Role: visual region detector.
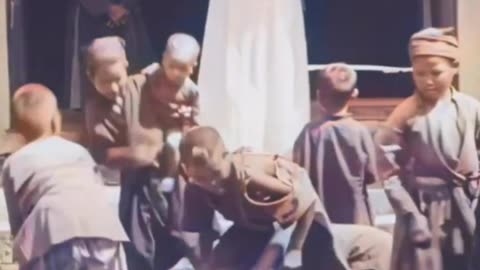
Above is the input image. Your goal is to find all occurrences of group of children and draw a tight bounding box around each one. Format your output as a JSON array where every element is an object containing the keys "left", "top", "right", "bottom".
[{"left": 2, "top": 26, "right": 480, "bottom": 270}]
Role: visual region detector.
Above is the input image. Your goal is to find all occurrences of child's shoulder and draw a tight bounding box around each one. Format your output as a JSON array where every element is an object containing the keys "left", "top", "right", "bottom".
[
  {"left": 454, "top": 91, "right": 480, "bottom": 106},
  {"left": 305, "top": 116, "right": 367, "bottom": 133}
]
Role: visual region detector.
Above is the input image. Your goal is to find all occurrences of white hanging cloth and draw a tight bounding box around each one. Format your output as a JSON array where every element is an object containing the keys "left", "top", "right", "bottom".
[{"left": 198, "top": 0, "right": 310, "bottom": 155}]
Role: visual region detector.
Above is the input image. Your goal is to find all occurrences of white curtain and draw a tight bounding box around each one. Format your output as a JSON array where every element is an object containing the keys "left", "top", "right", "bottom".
[{"left": 198, "top": 0, "right": 310, "bottom": 155}]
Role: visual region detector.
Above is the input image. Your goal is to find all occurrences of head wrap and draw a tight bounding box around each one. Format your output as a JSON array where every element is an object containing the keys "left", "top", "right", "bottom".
[{"left": 409, "top": 27, "right": 458, "bottom": 63}]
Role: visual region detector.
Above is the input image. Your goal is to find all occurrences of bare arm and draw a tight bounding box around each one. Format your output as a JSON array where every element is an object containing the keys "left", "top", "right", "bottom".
[
  {"left": 375, "top": 122, "right": 431, "bottom": 246},
  {"left": 181, "top": 184, "right": 217, "bottom": 267},
  {"left": 246, "top": 170, "right": 291, "bottom": 196},
  {"left": 105, "top": 144, "right": 161, "bottom": 169},
  {"left": 254, "top": 203, "right": 315, "bottom": 270}
]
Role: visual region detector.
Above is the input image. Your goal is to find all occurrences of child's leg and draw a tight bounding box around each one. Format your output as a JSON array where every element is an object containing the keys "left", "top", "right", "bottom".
[
  {"left": 330, "top": 224, "right": 393, "bottom": 270},
  {"left": 302, "top": 221, "right": 347, "bottom": 270},
  {"left": 80, "top": 239, "right": 128, "bottom": 270},
  {"left": 208, "top": 225, "right": 275, "bottom": 270},
  {"left": 27, "top": 239, "right": 128, "bottom": 270},
  {"left": 26, "top": 240, "right": 81, "bottom": 270},
  {"left": 254, "top": 224, "right": 295, "bottom": 269}
]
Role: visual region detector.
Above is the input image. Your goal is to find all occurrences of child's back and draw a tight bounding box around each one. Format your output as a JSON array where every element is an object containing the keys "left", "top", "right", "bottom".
[
  {"left": 294, "top": 63, "right": 377, "bottom": 225},
  {"left": 295, "top": 115, "right": 377, "bottom": 225},
  {"left": 2, "top": 84, "right": 128, "bottom": 268}
]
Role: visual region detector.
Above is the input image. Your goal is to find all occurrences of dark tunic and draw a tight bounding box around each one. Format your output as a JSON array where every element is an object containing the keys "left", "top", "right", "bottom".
[
  {"left": 293, "top": 114, "right": 377, "bottom": 225},
  {"left": 376, "top": 91, "right": 480, "bottom": 270},
  {"left": 116, "top": 73, "right": 199, "bottom": 270}
]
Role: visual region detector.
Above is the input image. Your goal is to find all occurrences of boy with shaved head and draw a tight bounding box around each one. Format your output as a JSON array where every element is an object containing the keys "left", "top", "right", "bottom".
[
  {"left": 102, "top": 33, "right": 201, "bottom": 269},
  {"left": 293, "top": 63, "right": 377, "bottom": 226},
  {"left": 84, "top": 36, "right": 130, "bottom": 165},
  {"left": 2, "top": 84, "right": 129, "bottom": 270}
]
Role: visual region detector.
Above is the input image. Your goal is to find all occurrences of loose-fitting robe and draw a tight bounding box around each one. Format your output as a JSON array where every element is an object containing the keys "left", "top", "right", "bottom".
[
  {"left": 116, "top": 72, "right": 199, "bottom": 270},
  {"left": 84, "top": 87, "right": 126, "bottom": 163},
  {"left": 293, "top": 114, "right": 377, "bottom": 225},
  {"left": 376, "top": 91, "right": 480, "bottom": 270},
  {"left": 65, "top": 0, "right": 153, "bottom": 109},
  {"left": 304, "top": 223, "right": 392, "bottom": 270},
  {"left": 1, "top": 136, "right": 129, "bottom": 267}
]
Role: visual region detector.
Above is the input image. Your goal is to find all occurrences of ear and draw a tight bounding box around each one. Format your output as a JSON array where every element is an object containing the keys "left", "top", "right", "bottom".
[{"left": 351, "top": 88, "right": 359, "bottom": 99}]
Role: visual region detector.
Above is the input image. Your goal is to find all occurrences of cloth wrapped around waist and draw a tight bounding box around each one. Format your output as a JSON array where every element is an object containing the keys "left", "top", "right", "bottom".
[{"left": 411, "top": 175, "right": 476, "bottom": 243}]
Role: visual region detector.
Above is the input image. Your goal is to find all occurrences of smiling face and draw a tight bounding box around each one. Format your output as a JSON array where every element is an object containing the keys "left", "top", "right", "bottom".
[{"left": 412, "top": 56, "right": 457, "bottom": 102}]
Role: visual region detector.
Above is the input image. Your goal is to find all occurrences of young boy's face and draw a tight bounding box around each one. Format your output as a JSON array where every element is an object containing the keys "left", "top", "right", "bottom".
[
  {"left": 412, "top": 56, "right": 457, "bottom": 102},
  {"left": 183, "top": 162, "right": 226, "bottom": 195},
  {"left": 161, "top": 54, "right": 196, "bottom": 86},
  {"left": 91, "top": 61, "right": 128, "bottom": 100}
]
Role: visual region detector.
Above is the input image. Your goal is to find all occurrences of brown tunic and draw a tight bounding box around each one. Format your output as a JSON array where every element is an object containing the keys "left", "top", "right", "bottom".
[
  {"left": 84, "top": 90, "right": 126, "bottom": 163},
  {"left": 293, "top": 114, "right": 377, "bottom": 225},
  {"left": 183, "top": 152, "right": 350, "bottom": 269},
  {"left": 183, "top": 153, "right": 317, "bottom": 230},
  {"left": 376, "top": 90, "right": 480, "bottom": 270},
  {"left": 1, "top": 136, "right": 128, "bottom": 266},
  {"left": 114, "top": 72, "right": 199, "bottom": 270}
]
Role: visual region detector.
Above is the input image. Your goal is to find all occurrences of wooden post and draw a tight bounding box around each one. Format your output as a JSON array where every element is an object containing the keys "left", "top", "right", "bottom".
[
  {"left": 0, "top": 0, "right": 10, "bottom": 131},
  {"left": 457, "top": 1, "right": 480, "bottom": 100}
]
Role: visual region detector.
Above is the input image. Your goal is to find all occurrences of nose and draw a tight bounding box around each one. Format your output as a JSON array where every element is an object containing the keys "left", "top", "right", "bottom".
[{"left": 424, "top": 77, "right": 434, "bottom": 87}]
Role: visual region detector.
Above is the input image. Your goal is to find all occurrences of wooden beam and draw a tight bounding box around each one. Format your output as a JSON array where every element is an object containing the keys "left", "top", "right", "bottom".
[
  {"left": 457, "top": 1, "right": 480, "bottom": 100},
  {"left": 0, "top": 0, "right": 10, "bottom": 131}
]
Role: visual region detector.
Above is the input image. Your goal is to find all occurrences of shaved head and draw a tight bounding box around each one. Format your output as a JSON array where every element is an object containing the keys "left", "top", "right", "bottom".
[
  {"left": 179, "top": 126, "right": 226, "bottom": 168},
  {"left": 164, "top": 33, "right": 200, "bottom": 63},
  {"left": 316, "top": 63, "right": 358, "bottom": 113},
  {"left": 13, "top": 84, "right": 61, "bottom": 140},
  {"left": 317, "top": 63, "right": 357, "bottom": 95}
]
